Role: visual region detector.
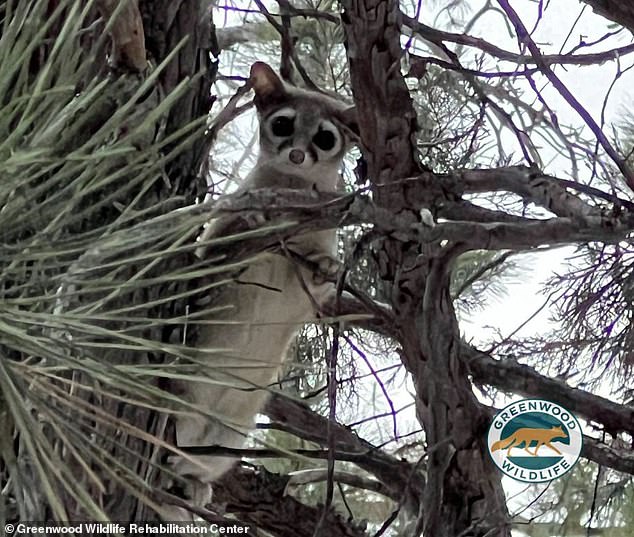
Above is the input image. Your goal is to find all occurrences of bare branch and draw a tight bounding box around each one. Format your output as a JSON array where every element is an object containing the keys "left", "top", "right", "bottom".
[
  {"left": 263, "top": 392, "right": 423, "bottom": 505},
  {"left": 401, "top": 12, "right": 634, "bottom": 66},
  {"left": 463, "top": 344, "right": 634, "bottom": 436},
  {"left": 578, "top": 0, "right": 634, "bottom": 34},
  {"left": 211, "top": 465, "right": 368, "bottom": 537},
  {"left": 497, "top": 0, "right": 634, "bottom": 190},
  {"left": 582, "top": 436, "right": 634, "bottom": 475},
  {"left": 286, "top": 469, "right": 391, "bottom": 498},
  {"left": 192, "top": 182, "right": 634, "bottom": 254}
]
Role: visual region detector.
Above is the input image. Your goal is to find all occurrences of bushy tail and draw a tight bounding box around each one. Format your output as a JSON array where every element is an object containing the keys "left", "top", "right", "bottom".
[{"left": 491, "top": 434, "right": 516, "bottom": 452}]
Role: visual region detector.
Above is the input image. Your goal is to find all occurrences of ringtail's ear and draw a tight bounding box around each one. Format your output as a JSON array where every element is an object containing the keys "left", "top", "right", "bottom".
[
  {"left": 249, "top": 62, "right": 287, "bottom": 109},
  {"left": 336, "top": 106, "right": 360, "bottom": 144}
]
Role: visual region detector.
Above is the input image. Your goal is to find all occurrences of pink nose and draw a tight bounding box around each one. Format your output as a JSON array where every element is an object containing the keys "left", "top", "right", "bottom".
[{"left": 289, "top": 149, "right": 305, "bottom": 164}]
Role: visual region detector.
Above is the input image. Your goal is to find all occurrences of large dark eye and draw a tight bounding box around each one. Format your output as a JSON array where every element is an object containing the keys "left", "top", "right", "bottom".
[
  {"left": 313, "top": 128, "right": 336, "bottom": 151},
  {"left": 271, "top": 116, "right": 294, "bottom": 137}
]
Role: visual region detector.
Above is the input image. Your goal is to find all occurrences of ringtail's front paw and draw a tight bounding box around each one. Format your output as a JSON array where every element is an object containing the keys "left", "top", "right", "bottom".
[
  {"left": 160, "top": 477, "right": 213, "bottom": 523},
  {"left": 311, "top": 255, "right": 340, "bottom": 284},
  {"left": 243, "top": 211, "right": 267, "bottom": 229}
]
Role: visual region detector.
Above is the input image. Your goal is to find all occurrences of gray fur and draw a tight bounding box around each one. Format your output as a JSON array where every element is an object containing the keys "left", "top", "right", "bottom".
[{"left": 166, "top": 63, "right": 356, "bottom": 514}]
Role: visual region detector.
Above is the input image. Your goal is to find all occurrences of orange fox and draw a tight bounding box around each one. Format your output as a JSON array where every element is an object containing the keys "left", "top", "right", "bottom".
[{"left": 491, "top": 425, "right": 567, "bottom": 456}]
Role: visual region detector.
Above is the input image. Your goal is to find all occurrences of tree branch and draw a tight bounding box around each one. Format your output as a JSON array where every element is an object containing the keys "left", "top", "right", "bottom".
[
  {"left": 190, "top": 182, "right": 634, "bottom": 256},
  {"left": 463, "top": 344, "right": 634, "bottom": 436},
  {"left": 401, "top": 12, "right": 634, "bottom": 66},
  {"left": 582, "top": 435, "right": 634, "bottom": 475},
  {"left": 286, "top": 468, "right": 391, "bottom": 499},
  {"left": 263, "top": 392, "right": 423, "bottom": 506},
  {"left": 211, "top": 465, "right": 368, "bottom": 537},
  {"left": 578, "top": 0, "right": 634, "bottom": 34},
  {"left": 497, "top": 0, "right": 634, "bottom": 191}
]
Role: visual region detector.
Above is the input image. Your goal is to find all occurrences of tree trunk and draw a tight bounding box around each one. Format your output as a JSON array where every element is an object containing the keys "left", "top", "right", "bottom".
[
  {"left": 342, "top": 1, "right": 510, "bottom": 534},
  {"left": 20, "top": 0, "right": 216, "bottom": 522}
]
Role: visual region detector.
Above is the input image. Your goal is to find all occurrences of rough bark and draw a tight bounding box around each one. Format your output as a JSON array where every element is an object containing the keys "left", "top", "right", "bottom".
[
  {"left": 40, "top": 0, "right": 215, "bottom": 523},
  {"left": 264, "top": 392, "right": 424, "bottom": 511},
  {"left": 97, "top": 0, "right": 146, "bottom": 71},
  {"left": 211, "top": 466, "right": 367, "bottom": 537},
  {"left": 579, "top": 0, "right": 634, "bottom": 34},
  {"left": 341, "top": 1, "right": 510, "bottom": 535},
  {"left": 142, "top": 0, "right": 217, "bottom": 191}
]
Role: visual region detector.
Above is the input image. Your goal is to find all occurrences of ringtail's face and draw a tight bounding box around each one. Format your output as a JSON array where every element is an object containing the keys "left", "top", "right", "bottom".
[{"left": 249, "top": 62, "right": 358, "bottom": 185}]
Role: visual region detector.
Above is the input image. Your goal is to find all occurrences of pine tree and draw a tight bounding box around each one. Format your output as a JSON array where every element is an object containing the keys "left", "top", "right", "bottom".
[{"left": 2, "top": 1, "right": 634, "bottom": 536}]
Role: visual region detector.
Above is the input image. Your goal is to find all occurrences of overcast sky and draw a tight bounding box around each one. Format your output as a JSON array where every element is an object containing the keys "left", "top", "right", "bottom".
[{"left": 445, "top": 0, "right": 634, "bottom": 344}]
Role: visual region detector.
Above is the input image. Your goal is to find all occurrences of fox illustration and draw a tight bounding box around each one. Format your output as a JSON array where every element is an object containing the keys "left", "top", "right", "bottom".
[{"left": 491, "top": 425, "right": 568, "bottom": 456}]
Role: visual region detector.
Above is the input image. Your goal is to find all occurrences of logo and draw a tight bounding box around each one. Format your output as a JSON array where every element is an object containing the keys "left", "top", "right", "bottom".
[{"left": 487, "top": 399, "right": 582, "bottom": 483}]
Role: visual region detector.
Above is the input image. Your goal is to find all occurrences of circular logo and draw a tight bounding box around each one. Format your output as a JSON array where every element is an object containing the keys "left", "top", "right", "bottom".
[{"left": 487, "top": 399, "right": 582, "bottom": 483}]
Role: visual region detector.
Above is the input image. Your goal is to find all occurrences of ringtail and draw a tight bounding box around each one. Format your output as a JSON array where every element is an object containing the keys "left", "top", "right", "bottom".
[{"left": 169, "top": 62, "right": 357, "bottom": 504}]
